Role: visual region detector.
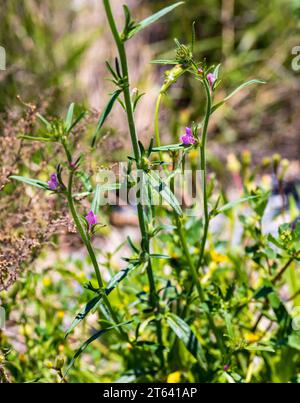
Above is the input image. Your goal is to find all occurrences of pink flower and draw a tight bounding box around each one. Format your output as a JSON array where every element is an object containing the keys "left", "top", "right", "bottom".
[
  {"left": 47, "top": 173, "right": 59, "bottom": 190},
  {"left": 85, "top": 210, "right": 97, "bottom": 230},
  {"left": 180, "top": 127, "right": 196, "bottom": 145},
  {"left": 207, "top": 73, "right": 216, "bottom": 88}
]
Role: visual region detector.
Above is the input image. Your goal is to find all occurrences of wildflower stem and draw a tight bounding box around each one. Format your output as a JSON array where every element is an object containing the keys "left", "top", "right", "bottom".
[
  {"left": 103, "top": 0, "right": 164, "bottom": 366},
  {"left": 65, "top": 160, "right": 126, "bottom": 338},
  {"left": 197, "top": 79, "right": 211, "bottom": 271},
  {"left": 154, "top": 92, "right": 163, "bottom": 161},
  {"left": 67, "top": 170, "right": 118, "bottom": 323}
]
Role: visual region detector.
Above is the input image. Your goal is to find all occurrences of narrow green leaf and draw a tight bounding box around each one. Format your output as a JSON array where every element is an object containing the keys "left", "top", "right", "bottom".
[
  {"left": 217, "top": 195, "right": 259, "bottom": 214},
  {"left": 65, "top": 321, "right": 131, "bottom": 375},
  {"left": 67, "top": 111, "right": 86, "bottom": 133},
  {"left": 152, "top": 143, "right": 184, "bottom": 152},
  {"left": 147, "top": 171, "right": 183, "bottom": 216},
  {"left": 211, "top": 79, "right": 266, "bottom": 114},
  {"left": 36, "top": 113, "right": 51, "bottom": 130},
  {"left": 128, "top": 2, "right": 185, "bottom": 39},
  {"left": 66, "top": 263, "right": 138, "bottom": 338},
  {"left": 150, "top": 59, "right": 178, "bottom": 65},
  {"left": 166, "top": 313, "right": 207, "bottom": 370},
  {"left": 245, "top": 344, "right": 275, "bottom": 353},
  {"left": 150, "top": 254, "right": 171, "bottom": 259},
  {"left": 91, "top": 90, "right": 122, "bottom": 147},
  {"left": 10, "top": 175, "right": 49, "bottom": 190},
  {"left": 105, "top": 263, "right": 139, "bottom": 294},
  {"left": 76, "top": 171, "right": 93, "bottom": 192},
  {"left": 65, "top": 295, "right": 102, "bottom": 338},
  {"left": 65, "top": 103, "right": 75, "bottom": 132},
  {"left": 127, "top": 237, "right": 140, "bottom": 254},
  {"left": 224, "top": 311, "right": 234, "bottom": 340},
  {"left": 91, "top": 184, "right": 101, "bottom": 215},
  {"left": 213, "top": 63, "right": 221, "bottom": 80},
  {"left": 254, "top": 285, "right": 273, "bottom": 300},
  {"left": 19, "top": 135, "right": 55, "bottom": 143}
]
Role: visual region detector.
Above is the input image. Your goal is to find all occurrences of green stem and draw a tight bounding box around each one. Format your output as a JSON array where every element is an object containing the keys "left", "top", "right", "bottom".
[
  {"left": 154, "top": 92, "right": 163, "bottom": 161},
  {"left": 103, "top": 0, "right": 163, "bottom": 366},
  {"left": 176, "top": 217, "right": 205, "bottom": 301},
  {"left": 66, "top": 170, "right": 118, "bottom": 321},
  {"left": 63, "top": 141, "right": 128, "bottom": 340},
  {"left": 197, "top": 79, "right": 211, "bottom": 271}
]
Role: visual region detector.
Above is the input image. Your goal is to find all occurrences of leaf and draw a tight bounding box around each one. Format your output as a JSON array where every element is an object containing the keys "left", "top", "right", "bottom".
[
  {"left": 268, "top": 233, "right": 285, "bottom": 250},
  {"left": 147, "top": 171, "right": 182, "bottom": 216},
  {"left": 152, "top": 143, "right": 184, "bottom": 152},
  {"left": 105, "top": 263, "right": 139, "bottom": 294},
  {"left": 91, "top": 90, "right": 122, "bottom": 147},
  {"left": 288, "top": 332, "right": 300, "bottom": 351},
  {"left": 66, "top": 263, "right": 139, "bottom": 338},
  {"left": 65, "top": 103, "right": 75, "bottom": 132},
  {"left": 65, "top": 321, "right": 131, "bottom": 375},
  {"left": 36, "top": 113, "right": 51, "bottom": 130},
  {"left": 67, "top": 111, "right": 86, "bottom": 133},
  {"left": 217, "top": 195, "right": 259, "bottom": 214},
  {"left": 127, "top": 236, "right": 140, "bottom": 254},
  {"left": 150, "top": 254, "right": 171, "bottom": 259},
  {"left": 65, "top": 295, "right": 102, "bottom": 338},
  {"left": 91, "top": 184, "right": 101, "bottom": 215},
  {"left": 19, "top": 135, "right": 55, "bottom": 143},
  {"left": 254, "top": 285, "right": 273, "bottom": 300},
  {"left": 150, "top": 59, "right": 178, "bottom": 65},
  {"left": 76, "top": 171, "right": 93, "bottom": 192},
  {"left": 211, "top": 79, "right": 266, "bottom": 114},
  {"left": 224, "top": 311, "right": 234, "bottom": 340},
  {"left": 10, "top": 175, "right": 49, "bottom": 190},
  {"left": 166, "top": 313, "right": 207, "bottom": 370},
  {"left": 213, "top": 63, "right": 221, "bottom": 80},
  {"left": 128, "top": 2, "right": 185, "bottom": 39},
  {"left": 245, "top": 344, "right": 275, "bottom": 353}
]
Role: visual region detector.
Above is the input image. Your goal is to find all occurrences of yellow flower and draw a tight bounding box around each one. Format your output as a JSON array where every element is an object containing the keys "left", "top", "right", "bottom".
[
  {"left": 245, "top": 332, "right": 261, "bottom": 343},
  {"left": 210, "top": 250, "right": 229, "bottom": 264},
  {"left": 143, "top": 285, "right": 149, "bottom": 293},
  {"left": 57, "top": 310, "right": 65, "bottom": 319},
  {"left": 42, "top": 277, "right": 51, "bottom": 287},
  {"left": 58, "top": 344, "right": 65, "bottom": 353},
  {"left": 167, "top": 371, "right": 181, "bottom": 383}
]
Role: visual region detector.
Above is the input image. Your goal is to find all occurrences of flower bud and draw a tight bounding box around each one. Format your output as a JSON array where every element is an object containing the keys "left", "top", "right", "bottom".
[{"left": 55, "top": 357, "right": 64, "bottom": 370}]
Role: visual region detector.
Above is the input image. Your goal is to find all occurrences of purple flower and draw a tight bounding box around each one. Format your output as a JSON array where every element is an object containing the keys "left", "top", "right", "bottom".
[
  {"left": 223, "top": 364, "right": 230, "bottom": 371},
  {"left": 48, "top": 173, "right": 59, "bottom": 190},
  {"left": 180, "top": 127, "right": 196, "bottom": 145},
  {"left": 85, "top": 210, "right": 97, "bottom": 230},
  {"left": 207, "top": 73, "right": 216, "bottom": 88}
]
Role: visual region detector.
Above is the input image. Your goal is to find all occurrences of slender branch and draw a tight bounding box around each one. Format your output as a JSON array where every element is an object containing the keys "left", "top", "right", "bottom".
[
  {"left": 62, "top": 142, "right": 128, "bottom": 340},
  {"left": 272, "top": 249, "right": 300, "bottom": 284}
]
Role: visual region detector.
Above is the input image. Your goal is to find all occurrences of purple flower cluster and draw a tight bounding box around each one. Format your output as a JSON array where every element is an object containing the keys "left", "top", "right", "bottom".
[
  {"left": 85, "top": 210, "right": 97, "bottom": 230},
  {"left": 180, "top": 127, "right": 196, "bottom": 145},
  {"left": 207, "top": 73, "right": 216, "bottom": 88},
  {"left": 48, "top": 173, "right": 59, "bottom": 190}
]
